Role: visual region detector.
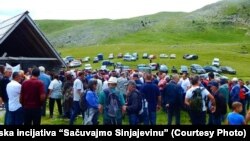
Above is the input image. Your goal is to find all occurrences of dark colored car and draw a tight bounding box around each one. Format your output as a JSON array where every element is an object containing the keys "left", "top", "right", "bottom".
[
  {"left": 190, "top": 64, "right": 206, "bottom": 74},
  {"left": 102, "top": 60, "right": 114, "bottom": 66},
  {"left": 203, "top": 65, "right": 222, "bottom": 73},
  {"left": 220, "top": 66, "right": 236, "bottom": 74},
  {"left": 97, "top": 53, "right": 103, "bottom": 61},
  {"left": 171, "top": 66, "right": 178, "bottom": 73},
  {"left": 183, "top": 54, "right": 198, "bottom": 60}
]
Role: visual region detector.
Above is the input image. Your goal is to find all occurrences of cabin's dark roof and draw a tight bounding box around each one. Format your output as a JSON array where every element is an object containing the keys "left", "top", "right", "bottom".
[{"left": 0, "top": 11, "right": 66, "bottom": 68}]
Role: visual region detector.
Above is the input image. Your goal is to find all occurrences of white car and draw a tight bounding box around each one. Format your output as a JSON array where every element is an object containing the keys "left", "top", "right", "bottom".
[
  {"left": 212, "top": 58, "right": 220, "bottom": 67},
  {"left": 68, "top": 60, "right": 82, "bottom": 68},
  {"left": 159, "top": 54, "right": 168, "bottom": 58},
  {"left": 108, "top": 53, "right": 114, "bottom": 59},
  {"left": 123, "top": 55, "right": 136, "bottom": 61},
  {"left": 170, "top": 54, "right": 176, "bottom": 59},
  {"left": 84, "top": 64, "right": 92, "bottom": 70}
]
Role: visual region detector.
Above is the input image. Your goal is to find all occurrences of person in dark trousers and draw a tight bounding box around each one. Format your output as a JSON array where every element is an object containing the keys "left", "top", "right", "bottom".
[
  {"left": 185, "top": 75, "right": 216, "bottom": 125},
  {"left": 7, "top": 72, "right": 23, "bottom": 125},
  {"left": 0, "top": 67, "right": 12, "bottom": 125},
  {"left": 140, "top": 73, "right": 161, "bottom": 125},
  {"left": 48, "top": 74, "right": 63, "bottom": 118},
  {"left": 162, "top": 74, "right": 182, "bottom": 125},
  {"left": 124, "top": 80, "right": 141, "bottom": 125},
  {"left": 20, "top": 68, "right": 46, "bottom": 125},
  {"left": 38, "top": 66, "right": 51, "bottom": 116},
  {"left": 208, "top": 81, "right": 227, "bottom": 125}
]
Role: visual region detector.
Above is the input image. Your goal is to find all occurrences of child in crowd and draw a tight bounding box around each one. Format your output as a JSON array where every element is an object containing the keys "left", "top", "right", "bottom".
[{"left": 227, "top": 102, "right": 246, "bottom": 125}]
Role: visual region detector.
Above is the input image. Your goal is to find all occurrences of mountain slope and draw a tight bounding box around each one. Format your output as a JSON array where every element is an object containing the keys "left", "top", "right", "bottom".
[{"left": 35, "top": 0, "right": 250, "bottom": 47}]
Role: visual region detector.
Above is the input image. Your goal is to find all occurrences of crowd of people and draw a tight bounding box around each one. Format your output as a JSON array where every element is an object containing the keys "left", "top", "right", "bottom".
[{"left": 0, "top": 65, "right": 250, "bottom": 125}]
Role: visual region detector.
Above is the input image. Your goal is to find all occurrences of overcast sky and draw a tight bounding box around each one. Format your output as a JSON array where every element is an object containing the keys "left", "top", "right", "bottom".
[{"left": 0, "top": 0, "right": 221, "bottom": 20}]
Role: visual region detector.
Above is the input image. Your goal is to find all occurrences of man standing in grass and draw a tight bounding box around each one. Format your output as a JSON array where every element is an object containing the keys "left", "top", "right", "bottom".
[
  {"left": 140, "top": 73, "right": 161, "bottom": 125},
  {"left": 20, "top": 68, "right": 46, "bottom": 125},
  {"left": 162, "top": 74, "right": 182, "bottom": 125},
  {"left": 98, "top": 77, "right": 126, "bottom": 125},
  {"left": 70, "top": 71, "right": 85, "bottom": 125},
  {"left": 185, "top": 75, "right": 215, "bottom": 125}
]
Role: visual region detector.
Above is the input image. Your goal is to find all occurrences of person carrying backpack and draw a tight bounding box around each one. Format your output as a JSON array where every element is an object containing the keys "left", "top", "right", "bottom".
[
  {"left": 124, "top": 80, "right": 141, "bottom": 125},
  {"left": 98, "top": 77, "right": 125, "bottom": 125},
  {"left": 84, "top": 79, "right": 99, "bottom": 125},
  {"left": 185, "top": 75, "right": 215, "bottom": 125}
]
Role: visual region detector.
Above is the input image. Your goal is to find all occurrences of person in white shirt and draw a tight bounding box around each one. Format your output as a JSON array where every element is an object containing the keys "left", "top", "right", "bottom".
[
  {"left": 178, "top": 73, "right": 191, "bottom": 94},
  {"left": 70, "top": 71, "right": 85, "bottom": 125},
  {"left": 185, "top": 75, "right": 215, "bottom": 125},
  {"left": 48, "top": 74, "right": 63, "bottom": 118},
  {"left": 6, "top": 72, "right": 23, "bottom": 125}
]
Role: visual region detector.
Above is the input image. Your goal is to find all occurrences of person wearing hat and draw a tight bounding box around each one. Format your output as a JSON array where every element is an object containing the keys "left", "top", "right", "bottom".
[
  {"left": 98, "top": 77, "right": 125, "bottom": 125},
  {"left": 132, "top": 73, "right": 143, "bottom": 90},
  {"left": 124, "top": 80, "right": 141, "bottom": 125},
  {"left": 229, "top": 77, "right": 240, "bottom": 109},
  {"left": 208, "top": 81, "right": 226, "bottom": 125}
]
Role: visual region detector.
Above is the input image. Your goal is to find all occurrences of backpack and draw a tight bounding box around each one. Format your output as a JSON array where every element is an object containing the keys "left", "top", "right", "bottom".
[
  {"left": 79, "top": 90, "right": 88, "bottom": 112},
  {"left": 189, "top": 87, "right": 204, "bottom": 113},
  {"left": 104, "top": 89, "right": 121, "bottom": 118}
]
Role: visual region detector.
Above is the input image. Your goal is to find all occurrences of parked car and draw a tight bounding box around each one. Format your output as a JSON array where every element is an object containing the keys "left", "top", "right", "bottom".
[
  {"left": 159, "top": 65, "right": 168, "bottom": 73},
  {"left": 148, "top": 55, "right": 156, "bottom": 59},
  {"left": 203, "top": 65, "right": 222, "bottom": 73},
  {"left": 84, "top": 64, "right": 92, "bottom": 70},
  {"left": 171, "top": 66, "right": 178, "bottom": 73},
  {"left": 137, "top": 64, "right": 151, "bottom": 73},
  {"left": 121, "top": 66, "right": 131, "bottom": 72},
  {"left": 108, "top": 53, "right": 114, "bottom": 59},
  {"left": 170, "top": 54, "right": 176, "bottom": 59},
  {"left": 183, "top": 54, "right": 198, "bottom": 60},
  {"left": 142, "top": 53, "right": 148, "bottom": 59},
  {"left": 123, "top": 55, "right": 136, "bottom": 61},
  {"left": 93, "top": 57, "right": 99, "bottom": 63},
  {"left": 220, "top": 66, "right": 236, "bottom": 74},
  {"left": 68, "top": 60, "right": 82, "bottom": 68},
  {"left": 132, "top": 52, "right": 139, "bottom": 60},
  {"left": 64, "top": 56, "right": 74, "bottom": 64},
  {"left": 149, "top": 63, "right": 158, "bottom": 71},
  {"left": 180, "top": 65, "right": 188, "bottom": 74},
  {"left": 159, "top": 54, "right": 168, "bottom": 58},
  {"left": 82, "top": 57, "right": 90, "bottom": 62},
  {"left": 190, "top": 64, "right": 206, "bottom": 74},
  {"left": 100, "top": 65, "right": 108, "bottom": 71},
  {"left": 115, "top": 62, "right": 123, "bottom": 68},
  {"left": 97, "top": 53, "right": 103, "bottom": 61},
  {"left": 102, "top": 60, "right": 114, "bottom": 66},
  {"left": 212, "top": 58, "right": 220, "bottom": 67},
  {"left": 117, "top": 53, "right": 123, "bottom": 58},
  {"left": 200, "top": 72, "right": 228, "bottom": 80}
]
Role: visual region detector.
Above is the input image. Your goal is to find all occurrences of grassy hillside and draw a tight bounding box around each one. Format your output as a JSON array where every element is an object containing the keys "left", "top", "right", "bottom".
[{"left": 35, "top": 0, "right": 250, "bottom": 47}]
